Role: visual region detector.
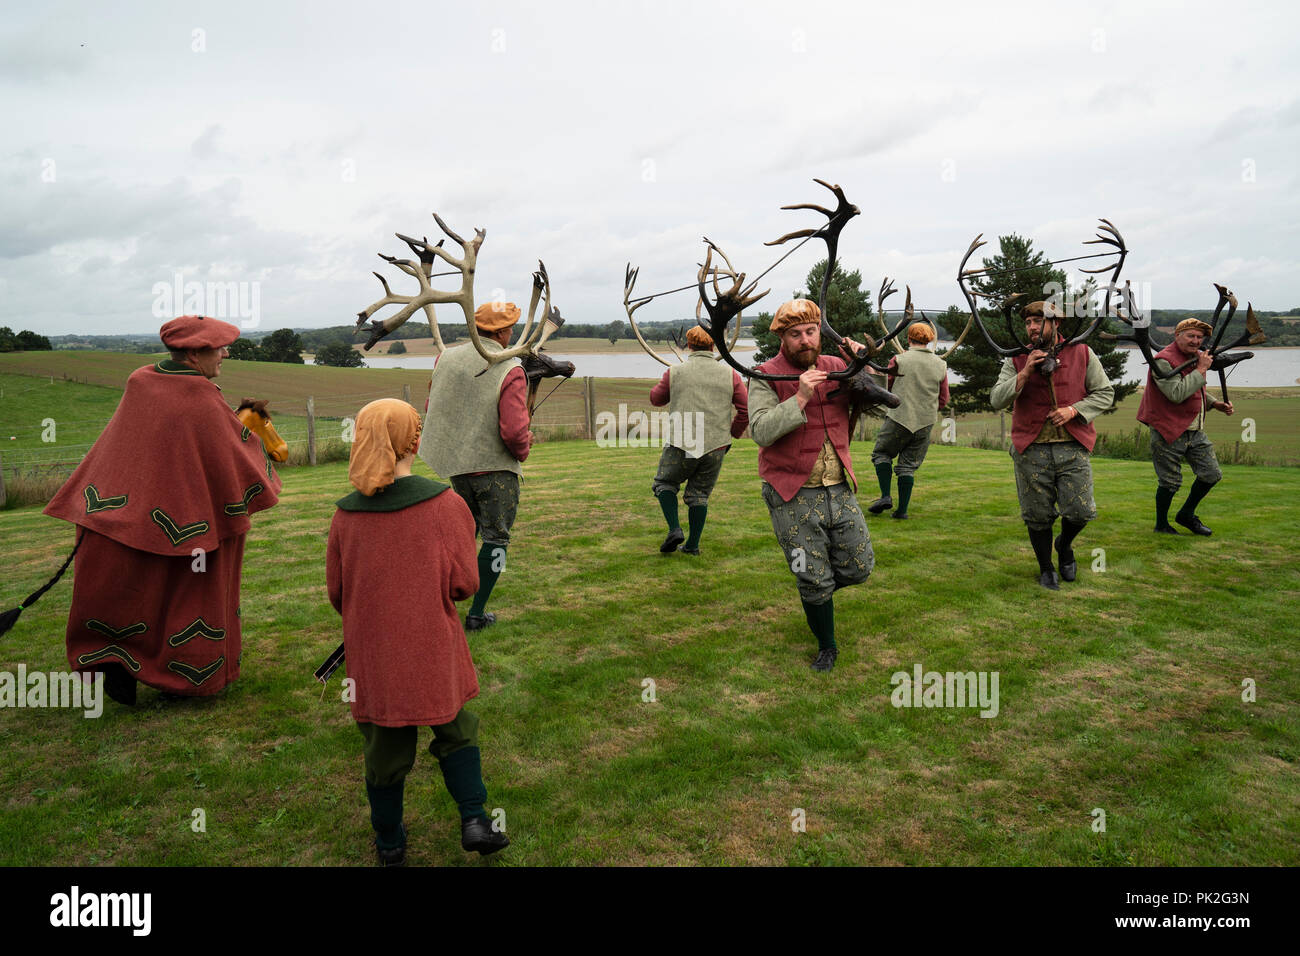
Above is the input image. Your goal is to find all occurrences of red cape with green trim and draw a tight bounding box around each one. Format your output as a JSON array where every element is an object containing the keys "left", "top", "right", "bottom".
[{"left": 44, "top": 362, "right": 281, "bottom": 552}]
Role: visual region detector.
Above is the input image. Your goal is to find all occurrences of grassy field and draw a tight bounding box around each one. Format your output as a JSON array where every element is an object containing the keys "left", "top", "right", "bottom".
[
  {"left": 1, "top": 440, "right": 1297, "bottom": 866},
  {"left": 5, "top": 353, "right": 1300, "bottom": 469}
]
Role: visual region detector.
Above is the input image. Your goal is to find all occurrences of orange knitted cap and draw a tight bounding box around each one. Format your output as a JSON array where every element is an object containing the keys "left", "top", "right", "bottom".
[
  {"left": 474, "top": 301, "right": 521, "bottom": 333},
  {"left": 771, "top": 299, "right": 822, "bottom": 335}
]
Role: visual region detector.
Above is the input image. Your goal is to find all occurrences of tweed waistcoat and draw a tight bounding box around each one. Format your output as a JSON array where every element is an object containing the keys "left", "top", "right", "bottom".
[
  {"left": 419, "top": 340, "right": 523, "bottom": 479},
  {"left": 887, "top": 347, "right": 948, "bottom": 433},
  {"left": 667, "top": 351, "right": 737, "bottom": 457}
]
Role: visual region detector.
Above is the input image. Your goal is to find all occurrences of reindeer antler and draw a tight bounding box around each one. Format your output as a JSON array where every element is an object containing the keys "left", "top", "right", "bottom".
[
  {"left": 958, "top": 220, "right": 1128, "bottom": 376},
  {"left": 356, "top": 215, "right": 484, "bottom": 353},
  {"left": 357, "top": 214, "right": 562, "bottom": 368}
]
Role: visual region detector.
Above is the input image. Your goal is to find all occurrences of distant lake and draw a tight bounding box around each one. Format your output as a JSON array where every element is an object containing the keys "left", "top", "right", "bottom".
[{"left": 354, "top": 342, "right": 1300, "bottom": 387}]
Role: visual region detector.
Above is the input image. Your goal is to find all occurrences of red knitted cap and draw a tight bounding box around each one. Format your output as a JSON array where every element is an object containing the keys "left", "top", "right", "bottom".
[{"left": 160, "top": 315, "right": 241, "bottom": 350}]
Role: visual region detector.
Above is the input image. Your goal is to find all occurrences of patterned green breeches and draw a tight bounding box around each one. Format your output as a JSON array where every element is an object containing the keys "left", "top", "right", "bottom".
[
  {"left": 761, "top": 481, "right": 874, "bottom": 604},
  {"left": 652, "top": 445, "right": 728, "bottom": 506},
  {"left": 451, "top": 472, "right": 520, "bottom": 546},
  {"left": 1150, "top": 428, "right": 1222, "bottom": 492},
  {"left": 1010, "top": 440, "right": 1097, "bottom": 530},
  {"left": 356, "top": 709, "right": 480, "bottom": 787},
  {"left": 870, "top": 418, "right": 933, "bottom": 477}
]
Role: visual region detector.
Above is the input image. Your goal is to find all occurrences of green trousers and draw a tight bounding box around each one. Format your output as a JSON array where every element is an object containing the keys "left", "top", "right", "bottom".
[{"left": 356, "top": 708, "right": 480, "bottom": 787}]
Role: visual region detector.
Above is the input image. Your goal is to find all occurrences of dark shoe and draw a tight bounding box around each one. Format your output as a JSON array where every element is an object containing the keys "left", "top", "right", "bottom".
[
  {"left": 461, "top": 816, "right": 510, "bottom": 855},
  {"left": 890, "top": 511, "right": 908, "bottom": 520},
  {"left": 1175, "top": 513, "right": 1212, "bottom": 536},
  {"left": 376, "top": 841, "right": 406, "bottom": 867},
  {"left": 465, "top": 612, "right": 496, "bottom": 632},
  {"left": 810, "top": 647, "right": 838, "bottom": 672},
  {"left": 867, "top": 496, "right": 892, "bottom": 515},
  {"left": 375, "top": 823, "right": 407, "bottom": 866},
  {"left": 1038, "top": 569, "right": 1060, "bottom": 591},
  {"left": 1054, "top": 535, "right": 1076, "bottom": 582},
  {"left": 1154, "top": 524, "right": 1179, "bottom": 535},
  {"left": 680, "top": 546, "right": 700, "bottom": 555},
  {"left": 101, "top": 664, "right": 137, "bottom": 706},
  {"left": 660, "top": 528, "right": 685, "bottom": 553}
]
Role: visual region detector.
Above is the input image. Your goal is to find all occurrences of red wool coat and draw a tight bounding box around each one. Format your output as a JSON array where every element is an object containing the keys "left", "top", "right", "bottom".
[
  {"left": 44, "top": 361, "right": 280, "bottom": 695},
  {"left": 326, "top": 477, "right": 480, "bottom": 726},
  {"left": 755, "top": 350, "right": 856, "bottom": 502}
]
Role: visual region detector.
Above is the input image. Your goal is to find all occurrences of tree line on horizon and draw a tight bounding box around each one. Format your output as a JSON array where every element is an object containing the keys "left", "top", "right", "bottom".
[{"left": 0, "top": 327, "right": 53, "bottom": 352}]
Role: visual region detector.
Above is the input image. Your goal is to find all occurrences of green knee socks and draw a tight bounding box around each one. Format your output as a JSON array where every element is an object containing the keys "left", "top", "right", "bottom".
[
  {"left": 469, "top": 543, "right": 504, "bottom": 618},
  {"left": 438, "top": 746, "right": 489, "bottom": 821},
  {"left": 875, "top": 462, "right": 892, "bottom": 499},
  {"left": 895, "top": 475, "right": 914, "bottom": 515},
  {"left": 365, "top": 780, "right": 406, "bottom": 850},
  {"left": 685, "top": 505, "right": 707, "bottom": 551},
  {"left": 800, "top": 598, "right": 836, "bottom": 651},
  {"left": 657, "top": 490, "right": 680, "bottom": 532},
  {"left": 1155, "top": 486, "right": 1176, "bottom": 527}
]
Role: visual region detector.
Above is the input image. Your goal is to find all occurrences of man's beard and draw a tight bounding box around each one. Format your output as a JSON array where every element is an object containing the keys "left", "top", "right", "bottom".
[{"left": 784, "top": 343, "right": 820, "bottom": 369}]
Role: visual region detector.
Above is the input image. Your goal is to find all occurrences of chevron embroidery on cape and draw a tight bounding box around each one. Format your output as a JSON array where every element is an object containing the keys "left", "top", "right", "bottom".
[
  {"left": 83, "top": 484, "right": 128, "bottom": 514},
  {"left": 166, "top": 618, "right": 227, "bottom": 647},
  {"left": 85, "top": 619, "right": 147, "bottom": 641},
  {"left": 167, "top": 657, "right": 225, "bottom": 686},
  {"left": 151, "top": 508, "right": 209, "bottom": 546},
  {"left": 76, "top": 645, "right": 143, "bottom": 672},
  {"left": 223, "top": 483, "right": 265, "bottom": 516}
]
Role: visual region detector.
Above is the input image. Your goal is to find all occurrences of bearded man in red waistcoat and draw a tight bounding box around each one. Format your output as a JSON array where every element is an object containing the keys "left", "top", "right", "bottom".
[
  {"left": 989, "top": 301, "right": 1115, "bottom": 590},
  {"left": 1135, "top": 318, "right": 1234, "bottom": 536},
  {"left": 748, "top": 299, "right": 872, "bottom": 673}
]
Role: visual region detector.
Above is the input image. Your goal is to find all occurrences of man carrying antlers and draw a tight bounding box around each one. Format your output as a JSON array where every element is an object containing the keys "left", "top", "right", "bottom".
[
  {"left": 419, "top": 303, "right": 533, "bottom": 631},
  {"left": 1137, "top": 317, "right": 1234, "bottom": 536},
  {"left": 989, "top": 301, "right": 1114, "bottom": 590},
  {"left": 867, "top": 322, "right": 951, "bottom": 520},
  {"left": 648, "top": 326, "right": 749, "bottom": 555},
  {"left": 748, "top": 299, "right": 873, "bottom": 673}
]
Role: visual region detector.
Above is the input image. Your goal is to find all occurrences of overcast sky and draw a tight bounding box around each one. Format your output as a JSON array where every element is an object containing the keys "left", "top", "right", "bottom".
[{"left": 3, "top": 0, "right": 1298, "bottom": 337}]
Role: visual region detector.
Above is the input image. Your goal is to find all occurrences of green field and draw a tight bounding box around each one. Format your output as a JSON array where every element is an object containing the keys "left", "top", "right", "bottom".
[
  {"left": 1, "top": 439, "right": 1297, "bottom": 866},
  {"left": 4, "top": 354, "right": 1299, "bottom": 485}
]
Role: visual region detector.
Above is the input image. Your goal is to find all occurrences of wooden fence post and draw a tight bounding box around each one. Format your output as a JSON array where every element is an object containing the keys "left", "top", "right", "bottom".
[
  {"left": 306, "top": 396, "right": 317, "bottom": 466},
  {"left": 583, "top": 377, "right": 595, "bottom": 439},
  {"left": 402, "top": 384, "right": 411, "bottom": 404},
  {"left": 999, "top": 412, "right": 1006, "bottom": 450},
  {"left": 0, "top": 450, "right": 6, "bottom": 508}
]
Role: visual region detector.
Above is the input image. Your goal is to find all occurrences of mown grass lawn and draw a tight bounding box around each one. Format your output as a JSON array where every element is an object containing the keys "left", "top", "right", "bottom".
[{"left": 1, "top": 439, "right": 1297, "bottom": 867}]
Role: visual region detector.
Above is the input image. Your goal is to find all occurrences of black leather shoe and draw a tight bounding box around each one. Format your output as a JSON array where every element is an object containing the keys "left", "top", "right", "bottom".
[
  {"left": 890, "top": 511, "right": 908, "bottom": 520},
  {"left": 376, "top": 844, "right": 406, "bottom": 866},
  {"left": 810, "top": 647, "right": 838, "bottom": 672},
  {"left": 660, "top": 528, "right": 685, "bottom": 553},
  {"left": 375, "top": 824, "right": 407, "bottom": 866},
  {"left": 101, "top": 664, "right": 137, "bottom": 706},
  {"left": 1175, "top": 513, "right": 1212, "bottom": 536},
  {"left": 1054, "top": 535, "right": 1076, "bottom": 582},
  {"left": 680, "top": 546, "right": 700, "bottom": 555},
  {"left": 867, "top": 496, "right": 892, "bottom": 515},
  {"left": 465, "top": 612, "right": 496, "bottom": 632},
  {"left": 1154, "top": 524, "right": 1179, "bottom": 534},
  {"left": 461, "top": 816, "right": 510, "bottom": 855},
  {"left": 1038, "top": 569, "right": 1060, "bottom": 591}
]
